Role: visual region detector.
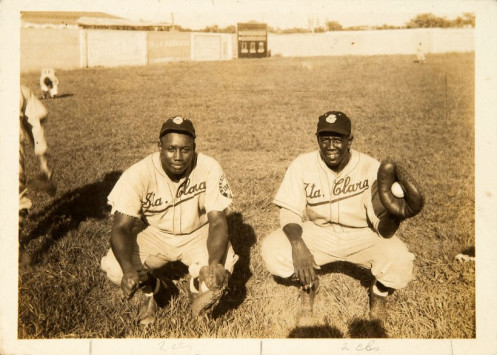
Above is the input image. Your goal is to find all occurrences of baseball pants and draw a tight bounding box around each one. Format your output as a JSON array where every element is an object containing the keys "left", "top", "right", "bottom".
[
  {"left": 261, "top": 221, "right": 414, "bottom": 290},
  {"left": 101, "top": 221, "right": 238, "bottom": 285}
]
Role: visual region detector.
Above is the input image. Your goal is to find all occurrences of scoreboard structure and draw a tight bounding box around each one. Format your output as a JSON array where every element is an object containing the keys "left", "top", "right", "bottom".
[{"left": 236, "top": 22, "right": 269, "bottom": 58}]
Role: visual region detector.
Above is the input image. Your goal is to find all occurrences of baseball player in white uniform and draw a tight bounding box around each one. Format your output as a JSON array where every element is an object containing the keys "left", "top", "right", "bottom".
[
  {"left": 40, "top": 68, "right": 59, "bottom": 99},
  {"left": 416, "top": 42, "right": 426, "bottom": 64},
  {"left": 19, "top": 85, "right": 55, "bottom": 267},
  {"left": 261, "top": 111, "right": 423, "bottom": 321},
  {"left": 101, "top": 116, "right": 238, "bottom": 324}
]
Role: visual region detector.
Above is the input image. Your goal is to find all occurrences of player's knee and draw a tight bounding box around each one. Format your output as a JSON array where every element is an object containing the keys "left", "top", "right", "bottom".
[
  {"left": 260, "top": 232, "right": 277, "bottom": 270},
  {"left": 260, "top": 230, "right": 293, "bottom": 277},
  {"left": 100, "top": 249, "right": 122, "bottom": 285},
  {"left": 374, "top": 249, "right": 415, "bottom": 290}
]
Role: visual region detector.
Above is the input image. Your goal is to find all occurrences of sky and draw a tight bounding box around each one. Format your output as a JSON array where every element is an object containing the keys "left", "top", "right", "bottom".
[{"left": 11, "top": 0, "right": 480, "bottom": 29}]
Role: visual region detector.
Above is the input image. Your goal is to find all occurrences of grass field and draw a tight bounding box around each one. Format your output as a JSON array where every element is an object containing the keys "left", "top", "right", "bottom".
[{"left": 18, "top": 52, "right": 475, "bottom": 340}]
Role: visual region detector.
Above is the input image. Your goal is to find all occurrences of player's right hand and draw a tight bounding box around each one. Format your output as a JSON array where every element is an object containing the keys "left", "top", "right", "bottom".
[
  {"left": 291, "top": 240, "right": 320, "bottom": 289},
  {"left": 121, "top": 270, "right": 140, "bottom": 299}
]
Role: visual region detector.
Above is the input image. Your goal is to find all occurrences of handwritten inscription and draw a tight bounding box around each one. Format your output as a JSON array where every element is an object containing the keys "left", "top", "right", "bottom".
[
  {"left": 159, "top": 341, "right": 196, "bottom": 355},
  {"left": 341, "top": 340, "right": 380, "bottom": 352}
]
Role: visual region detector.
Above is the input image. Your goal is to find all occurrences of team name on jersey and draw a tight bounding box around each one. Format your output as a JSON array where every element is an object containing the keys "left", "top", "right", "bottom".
[
  {"left": 142, "top": 192, "right": 166, "bottom": 211},
  {"left": 305, "top": 183, "right": 323, "bottom": 199},
  {"left": 176, "top": 178, "right": 206, "bottom": 199},
  {"left": 305, "top": 176, "right": 369, "bottom": 201},
  {"left": 141, "top": 179, "right": 207, "bottom": 212},
  {"left": 333, "top": 176, "right": 369, "bottom": 197}
]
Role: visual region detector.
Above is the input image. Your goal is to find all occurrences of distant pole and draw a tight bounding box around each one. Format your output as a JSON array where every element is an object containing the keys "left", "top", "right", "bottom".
[{"left": 171, "top": 12, "right": 174, "bottom": 25}]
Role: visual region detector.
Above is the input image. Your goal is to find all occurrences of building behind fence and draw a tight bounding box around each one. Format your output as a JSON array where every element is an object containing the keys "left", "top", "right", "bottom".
[{"left": 21, "top": 12, "right": 474, "bottom": 73}]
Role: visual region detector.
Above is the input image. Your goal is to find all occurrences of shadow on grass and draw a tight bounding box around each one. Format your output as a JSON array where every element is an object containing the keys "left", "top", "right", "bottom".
[
  {"left": 25, "top": 170, "right": 122, "bottom": 264},
  {"left": 288, "top": 324, "right": 343, "bottom": 338},
  {"left": 320, "top": 261, "right": 375, "bottom": 288},
  {"left": 348, "top": 318, "right": 388, "bottom": 338},
  {"left": 154, "top": 261, "right": 189, "bottom": 281},
  {"left": 273, "top": 261, "right": 375, "bottom": 289},
  {"left": 213, "top": 212, "right": 256, "bottom": 318},
  {"left": 41, "top": 93, "right": 74, "bottom": 99}
]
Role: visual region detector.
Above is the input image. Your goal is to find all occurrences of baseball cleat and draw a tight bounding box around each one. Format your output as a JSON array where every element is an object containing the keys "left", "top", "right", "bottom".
[
  {"left": 298, "top": 278, "right": 320, "bottom": 316},
  {"left": 137, "top": 278, "right": 175, "bottom": 325},
  {"left": 138, "top": 295, "right": 157, "bottom": 325},
  {"left": 369, "top": 286, "right": 389, "bottom": 320}
]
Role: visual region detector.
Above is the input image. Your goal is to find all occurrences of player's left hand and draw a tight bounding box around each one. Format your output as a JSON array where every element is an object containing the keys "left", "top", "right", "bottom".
[{"left": 377, "top": 160, "right": 424, "bottom": 220}]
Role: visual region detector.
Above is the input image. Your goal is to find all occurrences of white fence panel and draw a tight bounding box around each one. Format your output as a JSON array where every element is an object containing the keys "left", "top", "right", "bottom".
[
  {"left": 268, "top": 28, "right": 474, "bottom": 58},
  {"left": 86, "top": 30, "right": 147, "bottom": 68}
]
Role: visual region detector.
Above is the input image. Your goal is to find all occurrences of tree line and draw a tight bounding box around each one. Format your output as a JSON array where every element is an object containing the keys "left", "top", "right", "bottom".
[{"left": 177, "top": 12, "right": 475, "bottom": 34}]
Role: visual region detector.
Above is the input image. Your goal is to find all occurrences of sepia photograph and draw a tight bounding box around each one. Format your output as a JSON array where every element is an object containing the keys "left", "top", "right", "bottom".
[{"left": 1, "top": 0, "right": 496, "bottom": 354}]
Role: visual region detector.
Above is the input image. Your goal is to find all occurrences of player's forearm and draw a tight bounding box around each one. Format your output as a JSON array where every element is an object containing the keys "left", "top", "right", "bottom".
[
  {"left": 207, "top": 219, "right": 229, "bottom": 265},
  {"left": 110, "top": 227, "right": 136, "bottom": 274},
  {"left": 282, "top": 223, "right": 304, "bottom": 245}
]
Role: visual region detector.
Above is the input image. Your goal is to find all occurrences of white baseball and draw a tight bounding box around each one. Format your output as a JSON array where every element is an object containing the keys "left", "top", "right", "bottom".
[
  {"left": 199, "top": 281, "right": 210, "bottom": 293},
  {"left": 391, "top": 182, "right": 405, "bottom": 198}
]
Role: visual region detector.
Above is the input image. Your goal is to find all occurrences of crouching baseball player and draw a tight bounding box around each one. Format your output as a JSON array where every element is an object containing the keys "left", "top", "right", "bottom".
[
  {"left": 40, "top": 68, "right": 59, "bottom": 99},
  {"left": 261, "top": 111, "right": 424, "bottom": 322},
  {"left": 101, "top": 117, "right": 238, "bottom": 325}
]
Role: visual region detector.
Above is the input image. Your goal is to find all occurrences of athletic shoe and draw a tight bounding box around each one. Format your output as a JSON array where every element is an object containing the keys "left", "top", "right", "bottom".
[
  {"left": 298, "top": 278, "right": 320, "bottom": 316},
  {"left": 138, "top": 295, "right": 157, "bottom": 325},
  {"left": 138, "top": 278, "right": 175, "bottom": 325},
  {"left": 369, "top": 286, "right": 389, "bottom": 320}
]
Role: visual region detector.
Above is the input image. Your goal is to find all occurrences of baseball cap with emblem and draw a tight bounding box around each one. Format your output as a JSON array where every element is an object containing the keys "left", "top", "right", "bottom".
[
  {"left": 159, "top": 116, "right": 196, "bottom": 138},
  {"left": 316, "top": 111, "right": 351, "bottom": 136}
]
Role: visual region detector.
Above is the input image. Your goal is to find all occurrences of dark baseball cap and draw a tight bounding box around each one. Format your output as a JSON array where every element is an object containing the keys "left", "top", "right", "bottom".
[
  {"left": 316, "top": 111, "right": 351, "bottom": 136},
  {"left": 159, "top": 116, "right": 196, "bottom": 138}
]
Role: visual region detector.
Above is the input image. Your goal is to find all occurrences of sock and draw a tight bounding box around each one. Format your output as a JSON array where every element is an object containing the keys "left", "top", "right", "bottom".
[
  {"left": 372, "top": 282, "right": 389, "bottom": 297},
  {"left": 190, "top": 276, "right": 200, "bottom": 293},
  {"left": 142, "top": 275, "right": 160, "bottom": 297}
]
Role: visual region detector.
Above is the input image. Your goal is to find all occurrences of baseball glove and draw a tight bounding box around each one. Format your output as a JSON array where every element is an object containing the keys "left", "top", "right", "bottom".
[
  {"left": 377, "top": 160, "right": 424, "bottom": 219},
  {"left": 190, "top": 263, "right": 229, "bottom": 316},
  {"left": 371, "top": 160, "right": 424, "bottom": 238},
  {"left": 28, "top": 172, "right": 57, "bottom": 196}
]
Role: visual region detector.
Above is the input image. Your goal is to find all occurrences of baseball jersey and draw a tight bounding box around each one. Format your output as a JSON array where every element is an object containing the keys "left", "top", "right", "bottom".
[
  {"left": 108, "top": 152, "right": 233, "bottom": 236},
  {"left": 274, "top": 149, "right": 382, "bottom": 231}
]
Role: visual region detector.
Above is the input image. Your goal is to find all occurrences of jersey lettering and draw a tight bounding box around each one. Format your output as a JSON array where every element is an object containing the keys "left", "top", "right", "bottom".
[
  {"left": 176, "top": 178, "right": 206, "bottom": 199},
  {"left": 333, "top": 176, "right": 369, "bottom": 196},
  {"left": 304, "top": 182, "right": 323, "bottom": 199},
  {"left": 142, "top": 192, "right": 165, "bottom": 211}
]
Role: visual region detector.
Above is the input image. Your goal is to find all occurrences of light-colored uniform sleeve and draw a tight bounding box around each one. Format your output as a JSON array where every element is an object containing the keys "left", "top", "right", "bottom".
[
  {"left": 107, "top": 169, "right": 144, "bottom": 218},
  {"left": 20, "top": 85, "right": 48, "bottom": 156},
  {"left": 279, "top": 207, "right": 304, "bottom": 228},
  {"left": 204, "top": 160, "right": 233, "bottom": 213},
  {"left": 273, "top": 158, "right": 306, "bottom": 218}
]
